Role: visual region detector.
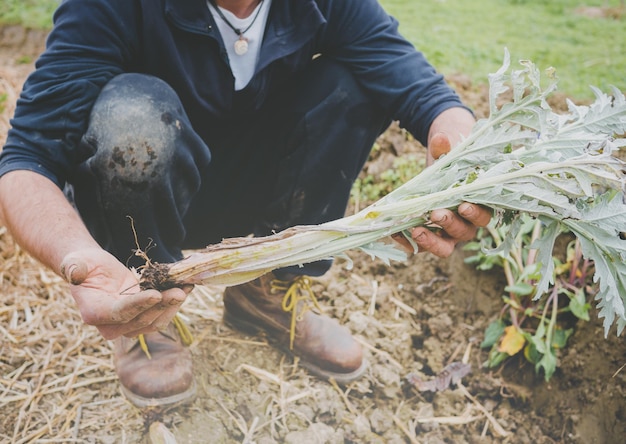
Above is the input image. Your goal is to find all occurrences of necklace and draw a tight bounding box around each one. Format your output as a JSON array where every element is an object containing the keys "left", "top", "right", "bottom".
[{"left": 209, "top": 0, "right": 265, "bottom": 56}]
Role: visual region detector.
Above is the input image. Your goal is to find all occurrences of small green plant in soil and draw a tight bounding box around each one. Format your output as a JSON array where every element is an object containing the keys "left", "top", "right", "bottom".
[
  {"left": 351, "top": 152, "right": 425, "bottom": 205},
  {"left": 464, "top": 214, "right": 594, "bottom": 380}
]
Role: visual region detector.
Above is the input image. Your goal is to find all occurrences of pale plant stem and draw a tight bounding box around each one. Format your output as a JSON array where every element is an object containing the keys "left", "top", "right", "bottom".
[
  {"left": 512, "top": 233, "right": 524, "bottom": 272},
  {"left": 485, "top": 225, "right": 520, "bottom": 326},
  {"left": 547, "top": 285, "right": 559, "bottom": 348},
  {"left": 142, "top": 58, "right": 626, "bottom": 340},
  {"left": 486, "top": 226, "right": 516, "bottom": 289},
  {"left": 167, "top": 155, "right": 618, "bottom": 288},
  {"left": 526, "top": 220, "right": 543, "bottom": 266}
]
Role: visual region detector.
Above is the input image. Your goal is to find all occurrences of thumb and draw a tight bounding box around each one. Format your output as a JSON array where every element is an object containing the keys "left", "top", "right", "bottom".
[
  {"left": 429, "top": 132, "right": 452, "bottom": 160},
  {"left": 60, "top": 255, "right": 90, "bottom": 285}
]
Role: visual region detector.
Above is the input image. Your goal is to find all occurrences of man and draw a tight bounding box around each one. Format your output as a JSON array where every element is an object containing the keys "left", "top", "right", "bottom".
[{"left": 0, "top": 0, "right": 490, "bottom": 407}]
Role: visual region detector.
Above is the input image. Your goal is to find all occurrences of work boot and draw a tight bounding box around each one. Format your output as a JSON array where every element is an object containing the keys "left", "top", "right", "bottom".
[
  {"left": 112, "top": 320, "right": 196, "bottom": 408},
  {"left": 223, "top": 273, "right": 367, "bottom": 384}
]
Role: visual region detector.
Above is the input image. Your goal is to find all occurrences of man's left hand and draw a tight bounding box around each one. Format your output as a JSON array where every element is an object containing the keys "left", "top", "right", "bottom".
[
  {"left": 409, "top": 203, "right": 491, "bottom": 257},
  {"left": 392, "top": 107, "right": 492, "bottom": 258}
]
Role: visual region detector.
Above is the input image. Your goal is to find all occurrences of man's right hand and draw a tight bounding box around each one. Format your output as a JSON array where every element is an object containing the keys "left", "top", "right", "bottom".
[
  {"left": 0, "top": 171, "right": 190, "bottom": 340},
  {"left": 60, "top": 248, "right": 189, "bottom": 339}
]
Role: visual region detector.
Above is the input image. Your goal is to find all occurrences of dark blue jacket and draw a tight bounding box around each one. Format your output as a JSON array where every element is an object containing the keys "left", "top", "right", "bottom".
[{"left": 0, "top": 0, "right": 467, "bottom": 189}]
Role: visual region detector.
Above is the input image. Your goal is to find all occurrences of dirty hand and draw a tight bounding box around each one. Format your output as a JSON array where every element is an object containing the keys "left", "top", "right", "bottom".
[
  {"left": 404, "top": 203, "right": 492, "bottom": 257},
  {"left": 60, "top": 248, "right": 191, "bottom": 339},
  {"left": 392, "top": 132, "right": 492, "bottom": 258}
]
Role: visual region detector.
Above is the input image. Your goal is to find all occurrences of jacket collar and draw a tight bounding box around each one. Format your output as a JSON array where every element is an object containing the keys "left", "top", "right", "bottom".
[
  {"left": 164, "top": 0, "right": 215, "bottom": 35},
  {"left": 163, "top": 0, "right": 326, "bottom": 59},
  {"left": 262, "top": 0, "right": 326, "bottom": 72}
]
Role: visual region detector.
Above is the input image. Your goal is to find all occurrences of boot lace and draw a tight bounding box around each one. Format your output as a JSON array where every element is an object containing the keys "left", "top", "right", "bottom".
[
  {"left": 271, "top": 276, "right": 322, "bottom": 350},
  {"left": 138, "top": 314, "right": 193, "bottom": 359}
]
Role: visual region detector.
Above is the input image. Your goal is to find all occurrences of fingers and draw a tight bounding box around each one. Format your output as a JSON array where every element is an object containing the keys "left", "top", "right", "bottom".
[
  {"left": 116, "top": 297, "right": 182, "bottom": 338},
  {"left": 151, "top": 304, "right": 183, "bottom": 331},
  {"left": 82, "top": 286, "right": 188, "bottom": 339},
  {"left": 411, "top": 227, "right": 456, "bottom": 258},
  {"left": 390, "top": 232, "right": 415, "bottom": 254},
  {"left": 80, "top": 289, "right": 162, "bottom": 326},
  {"left": 180, "top": 284, "right": 195, "bottom": 295},
  {"left": 151, "top": 287, "right": 188, "bottom": 330},
  {"left": 429, "top": 208, "right": 477, "bottom": 242},
  {"left": 410, "top": 204, "right": 492, "bottom": 258},
  {"left": 458, "top": 202, "right": 492, "bottom": 227},
  {"left": 60, "top": 256, "right": 90, "bottom": 285},
  {"left": 99, "top": 323, "right": 157, "bottom": 340},
  {"left": 429, "top": 204, "right": 491, "bottom": 240},
  {"left": 429, "top": 132, "right": 452, "bottom": 160},
  {"left": 63, "top": 249, "right": 192, "bottom": 340}
]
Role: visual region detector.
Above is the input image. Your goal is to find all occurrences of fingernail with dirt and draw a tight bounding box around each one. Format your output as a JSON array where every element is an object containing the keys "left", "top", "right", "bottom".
[
  {"left": 413, "top": 231, "right": 426, "bottom": 243},
  {"left": 432, "top": 213, "right": 447, "bottom": 224},
  {"left": 460, "top": 203, "right": 474, "bottom": 217}
]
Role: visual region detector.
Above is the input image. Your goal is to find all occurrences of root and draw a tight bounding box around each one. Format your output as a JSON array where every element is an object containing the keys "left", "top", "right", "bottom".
[
  {"left": 139, "top": 261, "right": 179, "bottom": 291},
  {"left": 125, "top": 216, "right": 179, "bottom": 291}
]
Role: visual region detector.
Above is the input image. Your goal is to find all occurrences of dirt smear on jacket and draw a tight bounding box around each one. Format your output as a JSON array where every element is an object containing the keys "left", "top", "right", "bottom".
[{"left": 1, "top": 26, "right": 625, "bottom": 444}]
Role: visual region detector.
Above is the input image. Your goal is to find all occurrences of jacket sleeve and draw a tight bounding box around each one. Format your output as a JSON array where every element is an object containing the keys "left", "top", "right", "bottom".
[
  {"left": 316, "top": 0, "right": 470, "bottom": 145},
  {"left": 0, "top": 0, "right": 140, "bottom": 188}
]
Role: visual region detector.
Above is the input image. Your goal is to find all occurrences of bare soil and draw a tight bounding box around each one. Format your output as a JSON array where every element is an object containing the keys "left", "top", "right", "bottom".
[{"left": 1, "top": 26, "right": 625, "bottom": 444}]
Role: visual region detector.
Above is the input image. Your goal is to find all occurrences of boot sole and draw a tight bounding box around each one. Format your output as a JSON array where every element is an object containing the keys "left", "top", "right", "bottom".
[
  {"left": 119, "top": 379, "right": 197, "bottom": 409},
  {"left": 223, "top": 312, "right": 369, "bottom": 385}
]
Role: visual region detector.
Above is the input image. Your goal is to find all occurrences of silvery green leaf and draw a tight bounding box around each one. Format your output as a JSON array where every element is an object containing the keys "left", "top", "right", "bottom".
[
  {"left": 481, "top": 215, "right": 524, "bottom": 258},
  {"left": 581, "top": 235, "right": 626, "bottom": 336},
  {"left": 530, "top": 219, "right": 561, "bottom": 298},
  {"left": 359, "top": 242, "right": 407, "bottom": 264},
  {"left": 335, "top": 252, "right": 354, "bottom": 270},
  {"left": 487, "top": 48, "right": 512, "bottom": 114},
  {"left": 150, "top": 52, "right": 626, "bottom": 336}
]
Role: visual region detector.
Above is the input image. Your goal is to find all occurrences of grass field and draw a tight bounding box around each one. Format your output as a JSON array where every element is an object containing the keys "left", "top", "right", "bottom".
[
  {"left": 0, "top": 0, "right": 58, "bottom": 30},
  {"left": 1, "top": 0, "right": 625, "bottom": 98},
  {"left": 381, "top": 0, "right": 626, "bottom": 99}
]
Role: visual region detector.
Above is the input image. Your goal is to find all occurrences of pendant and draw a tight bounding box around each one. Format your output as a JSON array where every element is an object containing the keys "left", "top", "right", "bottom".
[{"left": 234, "top": 36, "right": 249, "bottom": 56}]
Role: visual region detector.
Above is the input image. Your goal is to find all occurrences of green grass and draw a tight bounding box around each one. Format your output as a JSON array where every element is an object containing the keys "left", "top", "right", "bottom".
[
  {"left": 380, "top": 0, "right": 626, "bottom": 100},
  {"left": 1, "top": 0, "right": 624, "bottom": 99},
  {"left": 0, "top": 0, "right": 58, "bottom": 29}
]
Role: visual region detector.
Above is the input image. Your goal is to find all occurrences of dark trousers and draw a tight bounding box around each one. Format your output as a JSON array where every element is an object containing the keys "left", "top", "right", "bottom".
[{"left": 71, "top": 58, "right": 390, "bottom": 276}]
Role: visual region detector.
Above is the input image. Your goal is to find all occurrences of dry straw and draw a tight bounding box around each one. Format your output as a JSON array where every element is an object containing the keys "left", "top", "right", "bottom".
[
  {"left": 0, "top": 224, "right": 228, "bottom": 441},
  {"left": 0, "top": 227, "right": 132, "bottom": 442}
]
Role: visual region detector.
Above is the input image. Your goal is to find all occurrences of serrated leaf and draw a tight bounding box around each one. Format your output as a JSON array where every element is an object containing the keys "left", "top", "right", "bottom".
[
  {"left": 531, "top": 219, "right": 560, "bottom": 298},
  {"left": 358, "top": 241, "right": 407, "bottom": 265}
]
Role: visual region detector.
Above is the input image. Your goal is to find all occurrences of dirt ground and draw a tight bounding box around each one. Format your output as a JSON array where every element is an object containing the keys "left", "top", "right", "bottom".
[{"left": 1, "top": 25, "right": 625, "bottom": 444}]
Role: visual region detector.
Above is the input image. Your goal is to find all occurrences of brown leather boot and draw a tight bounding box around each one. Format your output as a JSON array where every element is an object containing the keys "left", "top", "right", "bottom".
[
  {"left": 223, "top": 273, "right": 367, "bottom": 384},
  {"left": 112, "top": 321, "right": 195, "bottom": 408}
]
